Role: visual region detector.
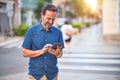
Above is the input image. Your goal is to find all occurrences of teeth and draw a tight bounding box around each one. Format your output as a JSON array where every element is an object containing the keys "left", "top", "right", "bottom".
[
  {"left": 46, "top": 24, "right": 51, "bottom": 27},
  {"left": 47, "top": 24, "right": 50, "bottom": 26}
]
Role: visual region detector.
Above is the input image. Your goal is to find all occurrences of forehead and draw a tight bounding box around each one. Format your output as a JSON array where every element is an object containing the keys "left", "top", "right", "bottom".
[{"left": 44, "top": 10, "right": 57, "bottom": 18}]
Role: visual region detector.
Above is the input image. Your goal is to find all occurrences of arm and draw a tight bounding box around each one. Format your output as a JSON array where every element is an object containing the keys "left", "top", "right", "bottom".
[
  {"left": 22, "top": 44, "right": 52, "bottom": 58},
  {"left": 22, "top": 48, "right": 44, "bottom": 58}
]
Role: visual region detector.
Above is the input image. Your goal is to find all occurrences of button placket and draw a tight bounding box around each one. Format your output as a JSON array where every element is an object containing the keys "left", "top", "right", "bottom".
[{"left": 45, "top": 56, "right": 47, "bottom": 59}]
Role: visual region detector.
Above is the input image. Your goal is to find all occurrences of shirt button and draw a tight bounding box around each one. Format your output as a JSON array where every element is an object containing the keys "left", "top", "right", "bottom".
[
  {"left": 45, "top": 39, "right": 47, "bottom": 41},
  {"left": 44, "top": 65, "right": 47, "bottom": 67},
  {"left": 45, "top": 57, "right": 47, "bottom": 59}
]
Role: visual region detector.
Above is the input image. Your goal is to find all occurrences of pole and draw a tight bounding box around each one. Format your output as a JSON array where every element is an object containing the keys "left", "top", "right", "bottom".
[
  {"left": 9, "top": 16, "right": 14, "bottom": 37},
  {"left": 7, "top": 2, "right": 14, "bottom": 37}
]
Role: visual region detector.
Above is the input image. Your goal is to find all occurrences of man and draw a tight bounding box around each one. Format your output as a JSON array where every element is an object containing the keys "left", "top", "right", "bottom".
[{"left": 22, "top": 4, "right": 64, "bottom": 80}]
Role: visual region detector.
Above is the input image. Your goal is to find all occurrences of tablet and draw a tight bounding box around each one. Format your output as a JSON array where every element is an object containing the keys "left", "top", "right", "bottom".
[{"left": 51, "top": 42, "right": 63, "bottom": 50}]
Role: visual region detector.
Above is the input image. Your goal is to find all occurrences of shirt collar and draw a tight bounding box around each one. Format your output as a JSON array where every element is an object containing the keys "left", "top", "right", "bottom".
[{"left": 39, "top": 23, "right": 53, "bottom": 32}]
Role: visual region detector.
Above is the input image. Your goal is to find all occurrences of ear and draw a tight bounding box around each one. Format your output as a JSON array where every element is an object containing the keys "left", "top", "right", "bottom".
[
  {"left": 40, "top": 13, "right": 42, "bottom": 17},
  {"left": 41, "top": 13, "right": 44, "bottom": 17}
]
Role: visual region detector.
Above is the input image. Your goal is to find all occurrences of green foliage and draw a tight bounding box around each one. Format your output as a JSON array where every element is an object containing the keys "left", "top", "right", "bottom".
[
  {"left": 69, "top": 0, "right": 86, "bottom": 17},
  {"left": 65, "top": 11, "right": 75, "bottom": 18},
  {"left": 34, "top": 0, "right": 52, "bottom": 21},
  {"left": 13, "top": 23, "right": 30, "bottom": 36},
  {"left": 72, "top": 22, "right": 82, "bottom": 31},
  {"left": 85, "top": 22, "right": 91, "bottom": 27},
  {"left": 34, "top": 0, "right": 45, "bottom": 21}
]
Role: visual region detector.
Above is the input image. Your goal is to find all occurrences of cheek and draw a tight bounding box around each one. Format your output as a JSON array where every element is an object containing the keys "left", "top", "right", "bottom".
[
  {"left": 43, "top": 18, "right": 48, "bottom": 23},
  {"left": 42, "top": 17, "right": 46, "bottom": 22},
  {"left": 42, "top": 17, "right": 45, "bottom": 21}
]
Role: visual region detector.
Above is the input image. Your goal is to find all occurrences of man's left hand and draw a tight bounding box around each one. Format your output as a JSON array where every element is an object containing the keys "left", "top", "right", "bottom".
[{"left": 48, "top": 46, "right": 63, "bottom": 58}]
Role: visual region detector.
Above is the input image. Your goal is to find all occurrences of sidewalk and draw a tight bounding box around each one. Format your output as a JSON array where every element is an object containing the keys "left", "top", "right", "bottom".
[
  {"left": 0, "top": 72, "right": 29, "bottom": 80},
  {"left": 0, "top": 36, "right": 23, "bottom": 43},
  {"left": 70, "top": 25, "right": 120, "bottom": 54},
  {"left": 0, "top": 71, "right": 120, "bottom": 80}
]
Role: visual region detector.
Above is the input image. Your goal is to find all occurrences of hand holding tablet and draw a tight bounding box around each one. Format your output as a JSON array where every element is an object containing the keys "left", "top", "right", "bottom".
[{"left": 51, "top": 42, "right": 63, "bottom": 50}]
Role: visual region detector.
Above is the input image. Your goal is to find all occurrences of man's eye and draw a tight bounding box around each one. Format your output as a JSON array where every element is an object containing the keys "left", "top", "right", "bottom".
[
  {"left": 47, "top": 18, "right": 51, "bottom": 20},
  {"left": 47, "top": 18, "right": 54, "bottom": 21}
]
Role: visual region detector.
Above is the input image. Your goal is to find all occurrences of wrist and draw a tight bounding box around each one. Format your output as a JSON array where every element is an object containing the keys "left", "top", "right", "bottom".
[
  {"left": 40, "top": 49, "right": 45, "bottom": 54},
  {"left": 56, "top": 51, "right": 63, "bottom": 58}
]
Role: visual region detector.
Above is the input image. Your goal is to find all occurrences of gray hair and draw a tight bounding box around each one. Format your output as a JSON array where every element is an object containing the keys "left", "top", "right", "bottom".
[{"left": 41, "top": 4, "right": 58, "bottom": 15}]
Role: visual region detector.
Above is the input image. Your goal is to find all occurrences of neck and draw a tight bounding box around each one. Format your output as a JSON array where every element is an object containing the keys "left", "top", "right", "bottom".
[{"left": 41, "top": 22, "right": 49, "bottom": 31}]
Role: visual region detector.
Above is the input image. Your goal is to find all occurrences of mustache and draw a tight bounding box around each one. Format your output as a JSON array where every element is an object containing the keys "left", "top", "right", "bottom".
[{"left": 46, "top": 23, "right": 52, "bottom": 26}]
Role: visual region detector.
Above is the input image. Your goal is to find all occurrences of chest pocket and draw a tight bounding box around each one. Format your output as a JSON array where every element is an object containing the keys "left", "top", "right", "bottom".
[
  {"left": 32, "top": 33, "right": 44, "bottom": 49},
  {"left": 47, "top": 32, "right": 59, "bottom": 44}
]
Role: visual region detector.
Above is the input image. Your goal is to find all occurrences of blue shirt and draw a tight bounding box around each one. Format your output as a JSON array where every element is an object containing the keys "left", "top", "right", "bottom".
[{"left": 22, "top": 23, "right": 64, "bottom": 80}]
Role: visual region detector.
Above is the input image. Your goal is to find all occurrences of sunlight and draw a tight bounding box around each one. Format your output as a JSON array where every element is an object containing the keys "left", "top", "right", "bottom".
[{"left": 85, "top": 0, "right": 97, "bottom": 11}]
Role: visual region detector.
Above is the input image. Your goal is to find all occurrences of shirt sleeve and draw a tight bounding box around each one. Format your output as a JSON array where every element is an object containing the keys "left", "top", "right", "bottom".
[{"left": 22, "top": 28, "right": 32, "bottom": 49}]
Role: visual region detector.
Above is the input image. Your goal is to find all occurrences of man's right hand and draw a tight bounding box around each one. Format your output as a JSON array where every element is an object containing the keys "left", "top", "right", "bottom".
[{"left": 42, "top": 44, "right": 52, "bottom": 53}]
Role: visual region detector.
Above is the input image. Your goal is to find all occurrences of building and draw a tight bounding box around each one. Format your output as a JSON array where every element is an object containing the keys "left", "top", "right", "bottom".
[
  {"left": 21, "top": 0, "right": 52, "bottom": 26},
  {"left": 102, "top": 0, "right": 120, "bottom": 41},
  {"left": 0, "top": 0, "right": 21, "bottom": 35},
  {"left": 21, "top": 0, "right": 38, "bottom": 26}
]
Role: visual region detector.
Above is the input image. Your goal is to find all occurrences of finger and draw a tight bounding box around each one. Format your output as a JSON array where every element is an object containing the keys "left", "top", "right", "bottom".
[
  {"left": 57, "top": 46, "right": 62, "bottom": 50},
  {"left": 44, "top": 44, "right": 52, "bottom": 48}
]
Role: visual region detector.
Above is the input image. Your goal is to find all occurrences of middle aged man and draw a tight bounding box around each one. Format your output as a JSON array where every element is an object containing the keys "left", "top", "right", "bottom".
[{"left": 22, "top": 4, "right": 64, "bottom": 80}]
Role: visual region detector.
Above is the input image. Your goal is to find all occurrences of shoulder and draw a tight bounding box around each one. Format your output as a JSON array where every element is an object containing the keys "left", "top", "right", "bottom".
[
  {"left": 29, "top": 23, "right": 40, "bottom": 30},
  {"left": 51, "top": 26, "right": 61, "bottom": 32},
  {"left": 27, "top": 23, "right": 40, "bottom": 33},
  {"left": 51, "top": 26, "right": 62, "bottom": 36}
]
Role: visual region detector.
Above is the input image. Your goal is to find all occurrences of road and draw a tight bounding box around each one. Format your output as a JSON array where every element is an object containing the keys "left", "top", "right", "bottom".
[
  {"left": 0, "top": 24, "right": 120, "bottom": 80},
  {"left": 0, "top": 38, "right": 28, "bottom": 76}
]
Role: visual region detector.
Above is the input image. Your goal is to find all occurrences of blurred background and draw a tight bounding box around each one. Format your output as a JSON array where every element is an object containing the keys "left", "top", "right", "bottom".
[
  {"left": 0, "top": 0, "right": 120, "bottom": 41},
  {"left": 0, "top": 0, "right": 120, "bottom": 80},
  {"left": 0, "top": 0, "right": 120, "bottom": 40}
]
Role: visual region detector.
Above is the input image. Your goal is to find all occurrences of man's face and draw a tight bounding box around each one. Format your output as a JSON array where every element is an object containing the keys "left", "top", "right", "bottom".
[{"left": 41, "top": 10, "right": 57, "bottom": 30}]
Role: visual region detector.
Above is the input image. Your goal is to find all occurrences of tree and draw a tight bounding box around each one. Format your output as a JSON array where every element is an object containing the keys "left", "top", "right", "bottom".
[
  {"left": 34, "top": 0, "right": 45, "bottom": 21},
  {"left": 34, "top": 0, "right": 52, "bottom": 21},
  {"left": 64, "top": 0, "right": 98, "bottom": 18},
  {"left": 70, "top": 0, "right": 86, "bottom": 17}
]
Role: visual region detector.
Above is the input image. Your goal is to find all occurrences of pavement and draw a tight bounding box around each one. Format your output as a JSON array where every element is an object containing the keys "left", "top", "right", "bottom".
[
  {"left": 0, "top": 71, "right": 120, "bottom": 80},
  {"left": 0, "top": 36, "right": 23, "bottom": 43},
  {"left": 0, "top": 23, "right": 120, "bottom": 80}
]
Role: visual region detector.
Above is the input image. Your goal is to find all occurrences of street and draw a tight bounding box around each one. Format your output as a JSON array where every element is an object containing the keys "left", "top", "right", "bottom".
[
  {"left": 0, "top": 24, "right": 120, "bottom": 80},
  {"left": 0, "top": 38, "right": 28, "bottom": 76}
]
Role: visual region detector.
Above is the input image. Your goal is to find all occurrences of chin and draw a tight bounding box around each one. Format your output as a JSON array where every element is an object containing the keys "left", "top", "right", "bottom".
[
  {"left": 47, "top": 25, "right": 51, "bottom": 28},
  {"left": 45, "top": 26, "right": 50, "bottom": 30}
]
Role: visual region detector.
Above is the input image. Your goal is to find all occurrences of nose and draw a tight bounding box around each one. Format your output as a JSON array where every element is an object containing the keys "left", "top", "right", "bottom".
[{"left": 49, "top": 19, "right": 53, "bottom": 24}]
